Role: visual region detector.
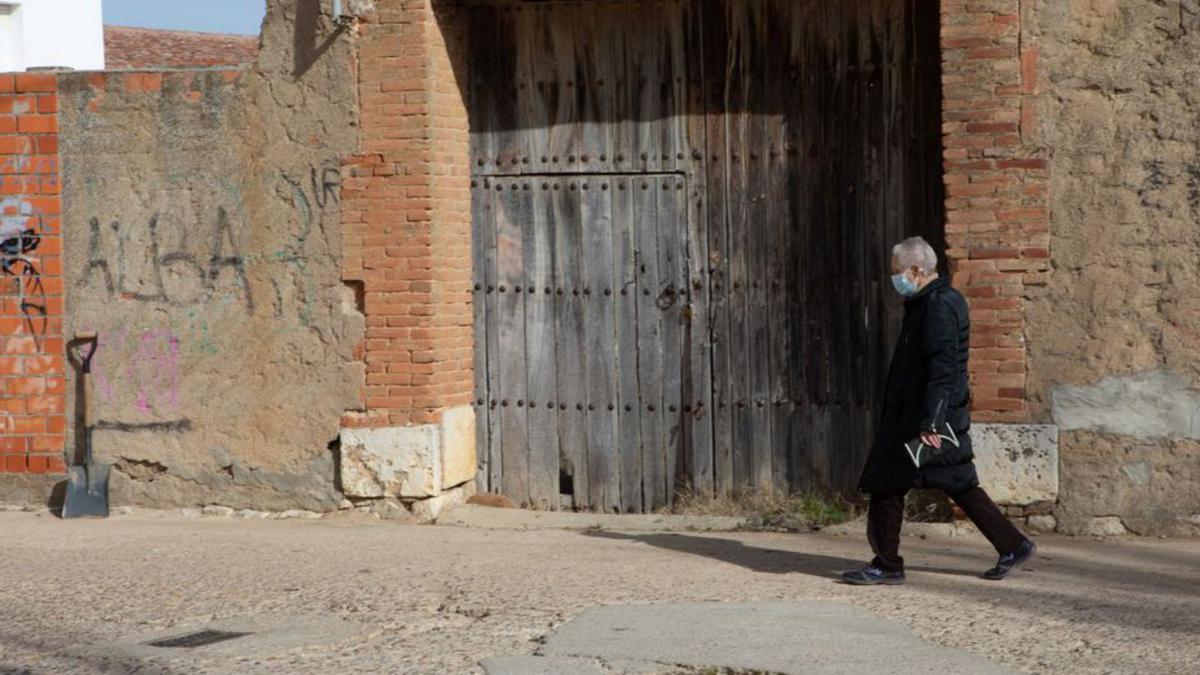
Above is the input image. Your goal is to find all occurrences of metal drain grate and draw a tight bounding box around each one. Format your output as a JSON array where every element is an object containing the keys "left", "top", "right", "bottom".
[{"left": 147, "top": 630, "right": 252, "bottom": 649}]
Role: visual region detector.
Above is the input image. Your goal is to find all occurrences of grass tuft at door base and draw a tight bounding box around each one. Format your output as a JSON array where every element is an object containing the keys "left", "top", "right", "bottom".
[{"left": 664, "top": 489, "right": 858, "bottom": 532}]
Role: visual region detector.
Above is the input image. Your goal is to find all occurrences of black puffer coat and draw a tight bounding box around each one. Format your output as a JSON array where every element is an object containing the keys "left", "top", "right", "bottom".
[{"left": 858, "top": 277, "right": 979, "bottom": 496}]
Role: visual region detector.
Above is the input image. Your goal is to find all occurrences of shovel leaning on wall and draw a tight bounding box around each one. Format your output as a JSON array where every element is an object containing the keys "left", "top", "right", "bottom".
[{"left": 62, "top": 332, "right": 109, "bottom": 519}]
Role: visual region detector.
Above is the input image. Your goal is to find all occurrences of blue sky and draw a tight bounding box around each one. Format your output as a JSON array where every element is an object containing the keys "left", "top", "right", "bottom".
[{"left": 103, "top": 0, "right": 267, "bottom": 35}]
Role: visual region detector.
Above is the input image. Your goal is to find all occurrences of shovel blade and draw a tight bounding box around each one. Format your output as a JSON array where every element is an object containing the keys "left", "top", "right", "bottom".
[{"left": 62, "top": 464, "right": 110, "bottom": 519}]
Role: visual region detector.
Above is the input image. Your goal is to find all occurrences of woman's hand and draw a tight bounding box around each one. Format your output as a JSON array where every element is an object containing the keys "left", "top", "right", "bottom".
[{"left": 920, "top": 431, "right": 942, "bottom": 449}]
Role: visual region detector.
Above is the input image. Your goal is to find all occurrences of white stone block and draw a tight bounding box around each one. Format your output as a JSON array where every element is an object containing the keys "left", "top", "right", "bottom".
[
  {"left": 972, "top": 424, "right": 1059, "bottom": 506},
  {"left": 441, "top": 405, "right": 478, "bottom": 490},
  {"left": 1088, "top": 516, "right": 1130, "bottom": 536},
  {"left": 368, "top": 497, "right": 416, "bottom": 522},
  {"left": 409, "top": 484, "right": 470, "bottom": 523},
  {"left": 340, "top": 425, "right": 441, "bottom": 499},
  {"left": 1026, "top": 514, "right": 1057, "bottom": 533}
]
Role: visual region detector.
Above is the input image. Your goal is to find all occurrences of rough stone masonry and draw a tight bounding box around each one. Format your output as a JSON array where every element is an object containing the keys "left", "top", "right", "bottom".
[{"left": 0, "top": 0, "right": 1197, "bottom": 534}]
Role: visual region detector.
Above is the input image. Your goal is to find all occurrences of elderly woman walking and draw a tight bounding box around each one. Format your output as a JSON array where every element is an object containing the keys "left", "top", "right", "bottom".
[{"left": 842, "top": 236, "right": 1037, "bottom": 585}]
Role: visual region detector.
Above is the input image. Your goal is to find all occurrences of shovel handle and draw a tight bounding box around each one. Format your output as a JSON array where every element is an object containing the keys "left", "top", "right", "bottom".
[
  {"left": 70, "top": 332, "right": 99, "bottom": 372},
  {"left": 69, "top": 333, "right": 99, "bottom": 467}
]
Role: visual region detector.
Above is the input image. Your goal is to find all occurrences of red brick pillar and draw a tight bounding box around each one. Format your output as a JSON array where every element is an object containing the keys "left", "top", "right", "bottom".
[
  {"left": 338, "top": 0, "right": 475, "bottom": 507},
  {"left": 0, "top": 73, "right": 67, "bottom": 476},
  {"left": 940, "top": 0, "right": 1049, "bottom": 423}
]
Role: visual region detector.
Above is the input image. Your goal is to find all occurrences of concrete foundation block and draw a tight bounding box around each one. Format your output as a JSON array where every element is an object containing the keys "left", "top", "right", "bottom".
[
  {"left": 409, "top": 483, "right": 470, "bottom": 523},
  {"left": 339, "top": 425, "right": 441, "bottom": 499},
  {"left": 367, "top": 497, "right": 417, "bottom": 523},
  {"left": 1088, "top": 516, "right": 1130, "bottom": 536},
  {"left": 440, "top": 405, "right": 477, "bottom": 490},
  {"left": 972, "top": 424, "right": 1059, "bottom": 506},
  {"left": 1026, "top": 514, "right": 1058, "bottom": 533}
]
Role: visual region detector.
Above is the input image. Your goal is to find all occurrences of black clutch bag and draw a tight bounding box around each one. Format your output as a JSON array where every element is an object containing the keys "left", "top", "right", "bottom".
[{"left": 902, "top": 423, "right": 960, "bottom": 468}]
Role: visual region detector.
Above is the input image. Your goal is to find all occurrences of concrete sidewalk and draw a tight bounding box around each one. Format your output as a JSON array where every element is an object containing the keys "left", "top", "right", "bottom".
[
  {"left": 483, "top": 601, "right": 1017, "bottom": 674},
  {"left": 0, "top": 510, "right": 1196, "bottom": 674}
]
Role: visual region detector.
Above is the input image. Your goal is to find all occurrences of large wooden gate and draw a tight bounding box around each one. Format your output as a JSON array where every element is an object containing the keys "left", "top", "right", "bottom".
[{"left": 468, "top": 0, "right": 945, "bottom": 511}]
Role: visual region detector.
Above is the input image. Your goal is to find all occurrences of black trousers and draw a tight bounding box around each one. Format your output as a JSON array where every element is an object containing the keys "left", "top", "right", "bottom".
[{"left": 867, "top": 486, "right": 1027, "bottom": 572}]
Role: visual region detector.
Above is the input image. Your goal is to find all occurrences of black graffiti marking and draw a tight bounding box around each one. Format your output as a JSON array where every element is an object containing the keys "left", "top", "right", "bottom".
[
  {"left": 209, "top": 207, "right": 255, "bottom": 311},
  {"left": 275, "top": 163, "right": 340, "bottom": 324},
  {"left": 1186, "top": 163, "right": 1200, "bottom": 213},
  {"left": 83, "top": 218, "right": 115, "bottom": 294},
  {"left": 0, "top": 228, "right": 39, "bottom": 259},
  {"left": 80, "top": 209, "right": 254, "bottom": 312},
  {"left": 95, "top": 419, "right": 194, "bottom": 433},
  {"left": 1, "top": 228, "right": 48, "bottom": 345},
  {"left": 311, "top": 165, "right": 341, "bottom": 209}
]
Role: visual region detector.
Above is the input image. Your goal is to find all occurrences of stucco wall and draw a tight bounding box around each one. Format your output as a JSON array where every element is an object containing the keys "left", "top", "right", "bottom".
[
  {"left": 1027, "top": 0, "right": 1200, "bottom": 535},
  {"left": 58, "top": 0, "right": 365, "bottom": 511}
]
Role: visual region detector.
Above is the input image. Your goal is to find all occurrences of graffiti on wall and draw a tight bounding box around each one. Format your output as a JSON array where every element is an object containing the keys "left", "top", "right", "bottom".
[
  {"left": 80, "top": 207, "right": 254, "bottom": 311},
  {"left": 1, "top": 196, "right": 48, "bottom": 346},
  {"left": 75, "top": 162, "right": 342, "bottom": 432},
  {"left": 86, "top": 327, "right": 193, "bottom": 434},
  {"left": 93, "top": 328, "right": 180, "bottom": 413},
  {"left": 78, "top": 163, "right": 341, "bottom": 329},
  {"left": 277, "top": 163, "right": 340, "bottom": 326}
]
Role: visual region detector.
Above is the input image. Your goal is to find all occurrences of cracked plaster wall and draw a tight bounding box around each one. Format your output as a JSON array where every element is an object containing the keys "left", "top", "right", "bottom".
[
  {"left": 1026, "top": 0, "right": 1200, "bottom": 534},
  {"left": 58, "top": 0, "right": 365, "bottom": 511}
]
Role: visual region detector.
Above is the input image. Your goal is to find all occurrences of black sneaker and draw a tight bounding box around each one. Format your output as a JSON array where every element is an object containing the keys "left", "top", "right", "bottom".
[
  {"left": 982, "top": 539, "right": 1037, "bottom": 580},
  {"left": 841, "top": 565, "right": 906, "bottom": 586}
]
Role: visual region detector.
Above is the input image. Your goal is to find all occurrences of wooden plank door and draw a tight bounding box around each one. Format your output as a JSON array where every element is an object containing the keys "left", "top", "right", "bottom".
[
  {"left": 700, "top": 0, "right": 945, "bottom": 497},
  {"left": 473, "top": 173, "right": 691, "bottom": 511},
  {"left": 467, "top": 0, "right": 945, "bottom": 506}
]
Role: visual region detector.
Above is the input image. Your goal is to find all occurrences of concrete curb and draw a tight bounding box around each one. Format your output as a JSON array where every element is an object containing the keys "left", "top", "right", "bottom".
[{"left": 437, "top": 504, "right": 748, "bottom": 532}]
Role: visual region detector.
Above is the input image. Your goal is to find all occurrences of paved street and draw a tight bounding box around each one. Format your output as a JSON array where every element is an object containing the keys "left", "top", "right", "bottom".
[{"left": 0, "top": 510, "right": 1196, "bottom": 674}]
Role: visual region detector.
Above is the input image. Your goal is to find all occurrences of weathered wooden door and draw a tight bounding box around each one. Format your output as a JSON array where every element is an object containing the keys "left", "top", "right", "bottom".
[
  {"left": 473, "top": 174, "right": 690, "bottom": 512},
  {"left": 467, "top": 0, "right": 944, "bottom": 510}
]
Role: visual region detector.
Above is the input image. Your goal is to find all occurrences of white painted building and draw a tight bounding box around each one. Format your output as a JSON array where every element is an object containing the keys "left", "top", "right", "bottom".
[{"left": 0, "top": 0, "right": 105, "bottom": 72}]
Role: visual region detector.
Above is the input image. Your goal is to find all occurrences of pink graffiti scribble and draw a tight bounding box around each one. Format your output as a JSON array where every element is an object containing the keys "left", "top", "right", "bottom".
[
  {"left": 131, "top": 330, "right": 180, "bottom": 412},
  {"left": 89, "top": 328, "right": 181, "bottom": 414}
]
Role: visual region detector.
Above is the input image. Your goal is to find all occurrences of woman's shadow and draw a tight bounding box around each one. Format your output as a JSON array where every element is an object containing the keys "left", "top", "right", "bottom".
[{"left": 581, "top": 530, "right": 862, "bottom": 579}]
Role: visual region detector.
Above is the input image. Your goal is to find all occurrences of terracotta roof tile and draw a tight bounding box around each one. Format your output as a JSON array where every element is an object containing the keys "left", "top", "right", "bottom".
[{"left": 104, "top": 26, "right": 259, "bottom": 70}]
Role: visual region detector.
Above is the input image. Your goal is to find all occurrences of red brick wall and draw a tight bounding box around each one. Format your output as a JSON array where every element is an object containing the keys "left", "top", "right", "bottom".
[
  {"left": 0, "top": 73, "right": 66, "bottom": 475},
  {"left": 940, "top": 0, "right": 1048, "bottom": 423},
  {"left": 341, "top": 0, "right": 473, "bottom": 429}
]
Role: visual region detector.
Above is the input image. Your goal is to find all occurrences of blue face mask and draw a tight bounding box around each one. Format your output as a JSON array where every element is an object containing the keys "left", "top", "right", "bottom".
[{"left": 891, "top": 271, "right": 920, "bottom": 298}]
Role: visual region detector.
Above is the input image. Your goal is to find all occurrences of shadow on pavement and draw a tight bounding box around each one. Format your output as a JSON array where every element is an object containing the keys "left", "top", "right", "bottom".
[
  {"left": 581, "top": 530, "right": 1200, "bottom": 636},
  {"left": 581, "top": 530, "right": 861, "bottom": 578}
]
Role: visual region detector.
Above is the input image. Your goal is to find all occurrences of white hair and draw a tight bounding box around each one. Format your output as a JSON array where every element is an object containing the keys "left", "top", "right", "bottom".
[{"left": 892, "top": 236, "right": 939, "bottom": 276}]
